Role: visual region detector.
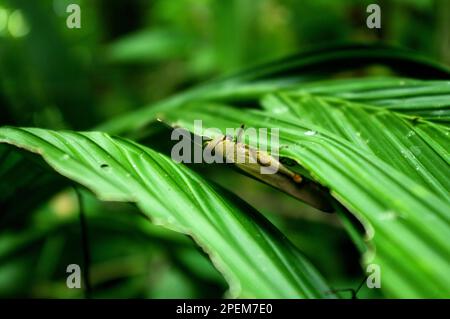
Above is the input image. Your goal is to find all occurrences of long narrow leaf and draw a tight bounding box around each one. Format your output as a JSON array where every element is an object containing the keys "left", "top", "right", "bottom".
[
  {"left": 0, "top": 127, "right": 333, "bottom": 298},
  {"left": 161, "top": 102, "right": 450, "bottom": 298}
]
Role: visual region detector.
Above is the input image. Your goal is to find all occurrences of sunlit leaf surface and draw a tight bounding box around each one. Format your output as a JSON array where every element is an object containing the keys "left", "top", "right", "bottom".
[
  {"left": 0, "top": 127, "right": 333, "bottom": 298},
  {"left": 160, "top": 94, "right": 450, "bottom": 298}
]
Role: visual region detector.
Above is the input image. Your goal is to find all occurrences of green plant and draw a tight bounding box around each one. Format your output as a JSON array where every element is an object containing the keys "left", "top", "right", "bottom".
[{"left": 1, "top": 44, "right": 449, "bottom": 298}]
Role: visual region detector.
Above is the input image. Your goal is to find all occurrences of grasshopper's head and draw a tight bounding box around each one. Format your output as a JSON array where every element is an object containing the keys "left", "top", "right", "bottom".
[{"left": 204, "top": 134, "right": 227, "bottom": 155}]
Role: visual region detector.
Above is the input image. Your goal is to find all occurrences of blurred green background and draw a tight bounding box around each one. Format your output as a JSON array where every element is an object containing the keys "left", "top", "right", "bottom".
[{"left": 0, "top": 0, "right": 448, "bottom": 298}]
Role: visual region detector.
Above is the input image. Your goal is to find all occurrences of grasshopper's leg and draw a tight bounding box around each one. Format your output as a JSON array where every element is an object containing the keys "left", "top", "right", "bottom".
[
  {"left": 276, "top": 163, "right": 302, "bottom": 183},
  {"left": 325, "top": 275, "right": 368, "bottom": 299},
  {"left": 236, "top": 124, "right": 245, "bottom": 143}
]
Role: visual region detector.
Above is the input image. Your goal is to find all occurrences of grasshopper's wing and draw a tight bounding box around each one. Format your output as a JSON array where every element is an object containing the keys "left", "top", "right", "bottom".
[{"left": 235, "top": 157, "right": 333, "bottom": 213}]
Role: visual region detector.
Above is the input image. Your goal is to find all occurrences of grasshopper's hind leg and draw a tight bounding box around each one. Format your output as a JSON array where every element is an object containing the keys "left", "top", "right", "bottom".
[{"left": 236, "top": 124, "right": 245, "bottom": 143}]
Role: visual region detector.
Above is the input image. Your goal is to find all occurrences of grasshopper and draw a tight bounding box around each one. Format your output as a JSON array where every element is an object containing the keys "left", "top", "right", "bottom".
[{"left": 204, "top": 125, "right": 333, "bottom": 213}]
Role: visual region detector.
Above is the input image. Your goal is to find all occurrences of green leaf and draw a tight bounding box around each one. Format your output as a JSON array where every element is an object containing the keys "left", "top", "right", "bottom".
[
  {"left": 261, "top": 93, "right": 450, "bottom": 199},
  {"left": 98, "top": 44, "right": 450, "bottom": 136},
  {"left": 191, "top": 77, "right": 450, "bottom": 123},
  {"left": 106, "top": 29, "right": 192, "bottom": 63},
  {"left": 0, "top": 127, "right": 333, "bottom": 298},
  {"left": 160, "top": 98, "right": 450, "bottom": 298},
  {"left": 288, "top": 78, "right": 450, "bottom": 123},
  {"left": 216, "top": 43, "right": 450, "bottom": 84}
]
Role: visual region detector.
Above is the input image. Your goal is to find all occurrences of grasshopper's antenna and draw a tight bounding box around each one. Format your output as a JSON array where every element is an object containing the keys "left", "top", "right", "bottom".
[
  {"left": 156, "top": 117, "right": 180, "bottom": 129},
  {"left": 157, "top": 117, "right": 213, "bottom": 148},
  {"left": 236, "top": 124, "right": 245, "bottom": 143}
]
